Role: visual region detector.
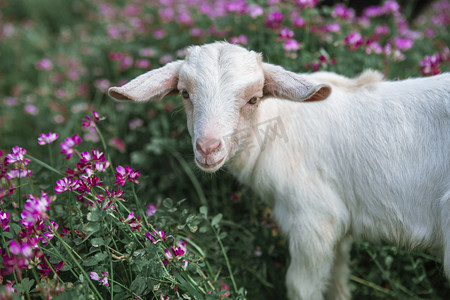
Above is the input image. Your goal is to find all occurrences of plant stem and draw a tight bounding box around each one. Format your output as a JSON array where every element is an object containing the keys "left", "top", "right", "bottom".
[
  {"left": 51, "top": 232, "right": 103, "bottom": 299},
  {"left": 211, "top": 225, "right": 238, "bottom": 293}
]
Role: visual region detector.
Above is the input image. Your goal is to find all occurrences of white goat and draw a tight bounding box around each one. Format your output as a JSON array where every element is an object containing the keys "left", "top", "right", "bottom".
[{"left": 109, "top": 42, "right": 450, "bottom": 300}]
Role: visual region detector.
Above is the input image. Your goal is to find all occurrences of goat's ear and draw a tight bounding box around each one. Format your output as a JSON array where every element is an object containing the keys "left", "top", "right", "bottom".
[
  {"left": 262, "top": 63, "right": 331, "bottom": 102},
  {"left": 108, "top": 60, "right": 184, "bottom": 102}
]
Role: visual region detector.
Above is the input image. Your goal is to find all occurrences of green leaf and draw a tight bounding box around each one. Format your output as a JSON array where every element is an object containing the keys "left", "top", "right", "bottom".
[
  {"left": 87, "top": 210, "right": 101, "bottom": 222},
  {"left": 2, "top": 231, "right": 14, "bottom": 239},
  {"left": 94, "top": 252, "right": 108, "bottom": 262},
  {"left": 90, "top": 237, "right": 105, "bottom": 247},
  {"left": 129, "top": 275, "right": 147, "bottom": 295},
  {"left": 211, "top": 213, "right": 222, "bottom": 227},
  {"left": 19, "top": 278, "right": 34, "bottom": 294},
  {"left": 162, "top": 198, "right": 173, "bottom": 208},
  {"left": 199, "top": 206, "right": 208, "bottom": 218},
  {"left": 82, "top": 257, "right": 99, "bottom": 267}
]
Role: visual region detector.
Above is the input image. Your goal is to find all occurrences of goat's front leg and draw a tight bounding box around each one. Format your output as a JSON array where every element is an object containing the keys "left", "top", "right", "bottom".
[{"left": 274, "top": 199, "right": 348, "bottom": 300}]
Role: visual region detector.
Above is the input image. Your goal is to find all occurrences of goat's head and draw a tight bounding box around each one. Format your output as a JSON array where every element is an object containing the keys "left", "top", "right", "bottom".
[{"left": 108, "top": 42, "right": 331, "bottom": 172}]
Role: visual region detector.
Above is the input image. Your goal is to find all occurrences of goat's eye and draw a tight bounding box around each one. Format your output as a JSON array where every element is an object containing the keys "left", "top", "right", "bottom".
[
  {"left": 248, "top": 97, "right": 258, "bottom": 105},
  {"left": 181, "top": 90, "right": 190, "bottom": 99}
]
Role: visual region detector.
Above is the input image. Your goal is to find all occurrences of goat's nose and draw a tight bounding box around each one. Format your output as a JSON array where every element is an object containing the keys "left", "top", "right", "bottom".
[{"left": 196, "top": 138, "right": 222, "bottom": 156}]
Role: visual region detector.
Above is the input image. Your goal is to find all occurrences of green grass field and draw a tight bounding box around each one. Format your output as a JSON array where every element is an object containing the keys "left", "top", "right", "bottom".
[{"left": 0, "top": 0, "right": 449, "bottom": 299}]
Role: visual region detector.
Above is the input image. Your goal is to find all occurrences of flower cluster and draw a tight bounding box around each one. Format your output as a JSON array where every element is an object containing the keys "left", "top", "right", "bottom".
[
  {"left": 163, "top": 239, "right": 187, "bottom": 266},
  {"left": 120, "top": 211, "right": 141, "bottom": 230},
  {"left": 37, "top": 132, "right": 59, "bottom": 146},
  {"left": 3, "top": 146, "right": 32, "bottom": 179},
  {"left": 114, "top": 165, "right": 140, "bottom": 186},
  {"left": 60, "top": 134, "right": 82, "bottom": 159},
  {"left": 420, "top": 47, "right": 450, "bottom": 76}
]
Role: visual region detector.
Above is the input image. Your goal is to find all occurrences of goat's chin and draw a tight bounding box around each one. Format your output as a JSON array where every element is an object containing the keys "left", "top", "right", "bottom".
[{"left": 195, "top": 156, "right": 226, "bottom": 173}]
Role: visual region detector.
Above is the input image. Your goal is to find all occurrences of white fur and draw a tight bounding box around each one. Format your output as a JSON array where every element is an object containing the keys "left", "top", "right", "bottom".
[{"left": 109, "top": 42, "right": 450, "bottom": 300}]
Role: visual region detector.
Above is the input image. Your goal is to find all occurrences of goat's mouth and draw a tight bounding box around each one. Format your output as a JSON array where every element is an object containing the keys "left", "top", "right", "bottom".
[{"left": 195, "top": 156, "right": 225, "bottom": 171}]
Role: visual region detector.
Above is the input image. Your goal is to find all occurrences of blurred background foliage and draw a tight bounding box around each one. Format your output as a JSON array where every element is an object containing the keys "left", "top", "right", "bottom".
[{"left": 1, "top": 0, "right": 449, "bottom": 299}]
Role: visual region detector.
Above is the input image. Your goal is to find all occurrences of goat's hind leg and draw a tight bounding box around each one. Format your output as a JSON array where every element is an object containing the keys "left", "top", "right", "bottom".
[{"left": 325, "top": 235, "right": 352, "bottom": 300}]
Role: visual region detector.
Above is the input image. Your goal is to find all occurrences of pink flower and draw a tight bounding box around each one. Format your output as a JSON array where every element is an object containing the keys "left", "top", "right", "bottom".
[
  {"left": 55, "top": 177, "right": 79, "bottom": 194},
  {"left": 114, "top": 165, "right": 140, "bottom": 186},
  {"left": 60, "top": 134, "right": 82, "bottom": 159},
  {"left": 120, "top": 212, "right": 141, "bottom": 230},
  {"left": 365, "top": 41, "right": 383, "bottom": 54},
  {"left": 191, "top": 28, "right": 204, "bottom": 37},
  {"left": 0, "top": 210, "right": 10, "bottom": 231},
  {"left": 129, "top": 118, "right": 143, "bottom": 130},
  {"left": 230, "top": 35, "right": 248, "bottom": 45},
  {"left": 324, "top": 23, "right": 340, "bottom": 33},
  {"left": 394, "top": 37, "right": 413, "bottom": 51},
  {"left": 9, "top": 240, "right": 33, "bottom": 258},
  {"left": 383, "top": 1, "right": 400, "bottom": 14},
  {"left": 38, "top": 132, "right": 58, "bottom": 145},
  {"left": 284, "top": 39, "right": 300, "bottom": 51},
  {"left": 420, "top": 54, "right": 441, "bottom": 76},
  {"left": 146, "top": 204, "right": 156, "bottom": 216},
  {"left": 135, "top": 59, "right": 151, "bottom": 69},
  {"left": 6, "top": 169, "right": 32, "bottom": 179},
  {"left": 296, "top": 0, "right": 319, "bottom": 9},
  {"left": 24, "top": 104, "right": 38, "bottom": 115},
  {"left": 20, "top": 191, "right": 50, "bottom": 227},
  {"left": 248, "top": 5, "right": 264, "bottom": 18},
  {"left": 36, "top": 58, "right": 53, "bottom": 71},
  {"left": 139, "top": 48, "right": 155, "bottom": 57},
  {"left": 332, "top": 4, "right": 354, "bottom": 19},
  {"left": 265, "top": 11, "right": 283, "bottom": 30},
  {"left": 90, "top": 272, "right": 109, "bottom": 287},
  {"left": 292, "top": 17, "right": 306, "bottom": 28},
  {"left": 159, "top": 7, "right": 174, "bottom": 22},
  {"left": 108, "top": 137, "right": 126, "bottom": 152},
  {"left": 278, "top": 27, "right": 294, "bottom": 40},
  {"left": 6, "top": 146, "right": 30, "bottom": 165},
  {"left": 343, "top": 32, "right": 364, "bottom": 50}
]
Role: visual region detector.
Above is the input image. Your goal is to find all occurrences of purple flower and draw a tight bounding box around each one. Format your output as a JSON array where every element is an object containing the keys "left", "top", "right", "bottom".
[
  {"left": 20, "top": 191, "right": 50, "bottom": 227},
  {"left": 343, "top": 32, "right": 364, "bottom": 50},
  {"left": 135, "top": 59, "right": 151, "bottom": 69},
  {"left": 365, "top": 41, "right": 383, "bottom": 54},
  {"left": 278, "top": 27, "right": 294, "bottom": 40},
  {"left": 323, "top": 23, "right": 341, "bottom": 33},
  {"left": 129, "top": 118, "right": 144, "bottom": 130},
  {"left": 6, "top": 146, "right": 30, "bottom": 165},
  {"left": 394, "top": 37, "right": 413, "bottom": 51},
  {"left": 24, "top": 104, "right": 38, "bottom": 115},
  {"left": 120, "top": 212, "right": 141, "bottom": 230},
  {"left": 265, "top": 11, "right": 283, "bottom": 30},
  {"left": 55, "top": 177, "right": 79, "bottom": 194},
  {"left": 292, "top": 17, "right": 306, "bottom": 28},
  {"left": 420, "top": 54, "right": 441, "bottom": 76},
  {"left": 146, "top": 204, "right": 156, "bottom": 216},
  {"left": 230, "top": 35, "right": 248, "bottom": 45},
  {"left": 363, "top": 5, "right": 384, "bottom": 18},
  {"left": 296, "top": 0, "right": 319, "bottom": 9},
  {"left": 6, "top": 169, "right": 32, "bottom": 179},
  {"left": 284, "top": 39, "right": 300, "bottom": 51},
  {"left": 36, "top": 58, "right": 53, "bottom": 71},
  {"left": 145, "top": 228, "right": 166, "bottom": 243},
  {"left": 332, "top": 4, "right": 355, "bottom": 19},
  {"left": 114, "top": 166, "right": 140, "bottom": 186},
  {"left": 9, "top": 240, "right": 33, "bottom": 258},
  {"left": 0, "top": 210, "right": 10, "bottom": 231},
  {"left": 38, "top": 132, "right": 58, "bottom": 145},
  {"left": 248, "top": 5, "right": 264, "bottom": 18},
  {"left": 383, "top": 1, "right": 400, "bottom": 14},
  {"left": 90, "top": 272, "right": 109, "bottom": 287},
  {"left": 60, "top": 134, "right": 82, "bottom": 159}
]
